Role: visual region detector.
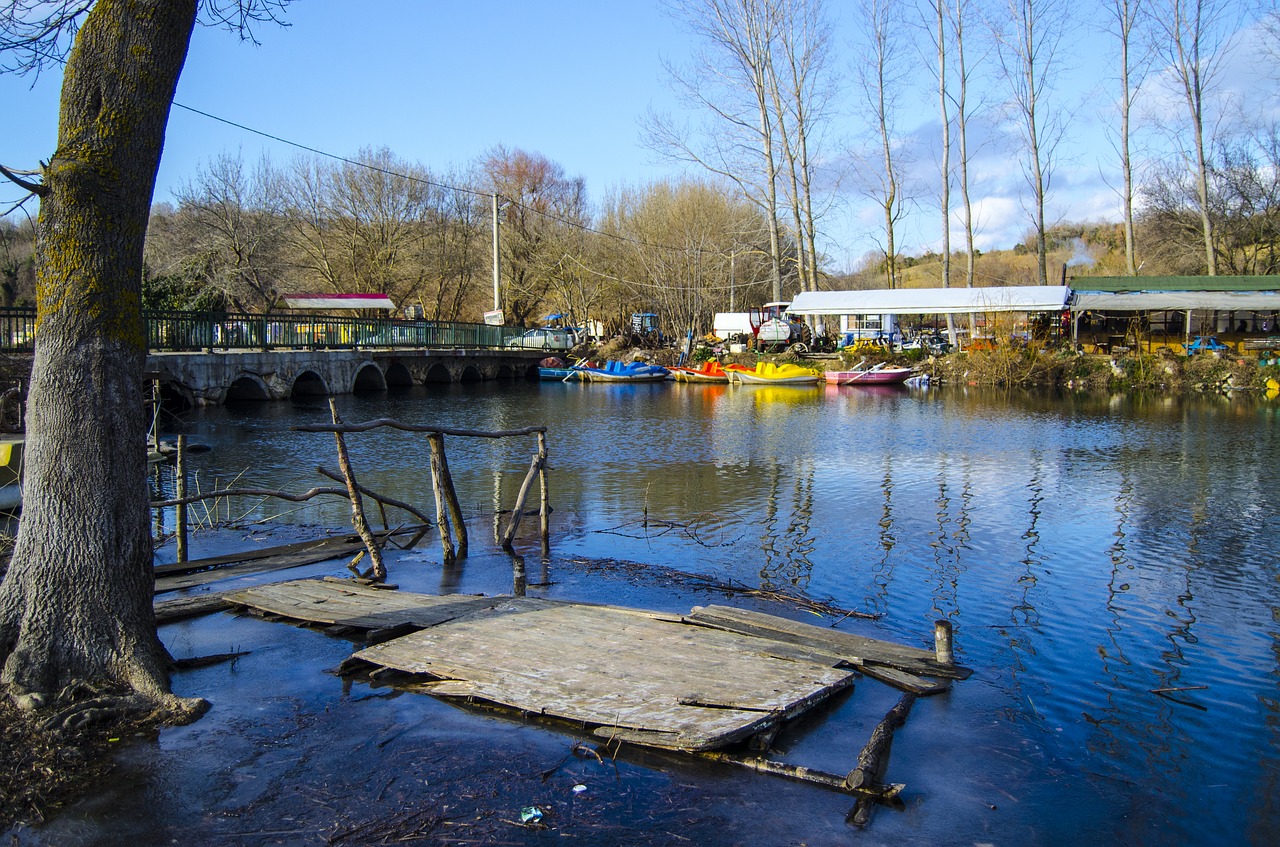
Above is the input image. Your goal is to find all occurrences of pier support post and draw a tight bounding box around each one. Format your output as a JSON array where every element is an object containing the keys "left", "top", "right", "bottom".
[{"left": 934, "top": 620, "right": 954, "bottom": 665}]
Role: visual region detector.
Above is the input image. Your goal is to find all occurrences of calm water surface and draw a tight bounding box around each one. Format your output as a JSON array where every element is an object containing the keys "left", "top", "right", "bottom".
[{"left": 47, "top": 380, "right": 1280, "bottom": 844}]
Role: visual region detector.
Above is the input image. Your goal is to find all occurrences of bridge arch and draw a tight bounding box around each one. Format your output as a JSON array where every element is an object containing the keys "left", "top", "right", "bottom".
[
  {"left": 224, "top": 373, "right": 271, "bottom": 402},
  {"left": 290, "top": 370, "right": 329, "bottom": 399},
  {"left": 458, "top": 365, "right": 482, "bottom": 383},
  {"left": 384, "top": 361, "right": 414, "bottom": 387},
  {"left": 423, "top": 362, "right": 452, "bottom": 383},
  {"left": 352, "top": 362, "right": 387, "bottom": 393}
]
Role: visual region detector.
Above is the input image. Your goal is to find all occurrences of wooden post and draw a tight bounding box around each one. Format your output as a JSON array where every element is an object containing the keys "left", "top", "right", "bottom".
[
  {"left": 427, "top": 433, "right": 456, "bottom": 565},
  {"left": 934, "top": 620, "right": 954, "bottom": 665},
  {"left": 175, "top": 435, "right": 188, "bottom": 563},
  {"left": 511, "top": 552, "right": 527, "bottom": 597},
  {"left": 431, "top": 433, "right": 468, "bottom": 558},
  {"left": 329, "top": 399, "right": 386, "bottom": 582},
  {"left": 501, "top": 452, "right": 542, "bottom": 550},
  {"left": 537, "top": 431, "right": 550, "bottom": 550}
]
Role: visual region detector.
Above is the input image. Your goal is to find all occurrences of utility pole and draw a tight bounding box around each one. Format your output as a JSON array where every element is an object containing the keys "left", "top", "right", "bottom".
[{"left": 492, "top": 194, "right": 502, "bottom": 312}]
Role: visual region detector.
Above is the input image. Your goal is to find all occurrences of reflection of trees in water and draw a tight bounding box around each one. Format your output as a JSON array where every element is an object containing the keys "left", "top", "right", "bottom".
[
  {"left": 867, "top": 455, "right": 897, "bottom": 617},
  {"left": 1083, "top": 460, "right": 1136, "bottom": 763},
  {"left": 996, "top": 450, "right": 1046, "bottom": 698},
  {"left": 757, "top": 458, "right": 815, "bottom": 592}
]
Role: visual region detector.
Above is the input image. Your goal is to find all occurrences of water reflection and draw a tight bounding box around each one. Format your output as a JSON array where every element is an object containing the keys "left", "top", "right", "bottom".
[{"left": 153, "top": 381, "right": 1280, "bottom": 843}]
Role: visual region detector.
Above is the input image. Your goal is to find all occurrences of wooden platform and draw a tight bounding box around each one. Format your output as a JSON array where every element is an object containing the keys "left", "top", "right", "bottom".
[{"left": 221, "top": 580, "right": 971, "bottom": 753}]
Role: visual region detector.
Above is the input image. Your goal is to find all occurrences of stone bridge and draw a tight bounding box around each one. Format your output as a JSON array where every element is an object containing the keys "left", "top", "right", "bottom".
[{"left": 144, "top": 348, "right": 546, "bottom": 407}]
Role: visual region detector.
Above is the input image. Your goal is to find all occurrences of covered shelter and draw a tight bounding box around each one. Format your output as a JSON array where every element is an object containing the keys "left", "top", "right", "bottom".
[
  {"left": 788, "top": 286, "right": 1071, "bottom": 316},
  {"left": 787, "top": 286, "right": 1072, "bottom": 346},
  {"left": 1067, "top": 276, "right": 1280, "bottom": 353}
]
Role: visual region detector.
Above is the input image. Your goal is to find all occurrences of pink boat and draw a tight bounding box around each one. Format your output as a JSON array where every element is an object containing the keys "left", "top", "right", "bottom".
[{"left": 824, "top": 365, "right": 915, "bottom": 386}]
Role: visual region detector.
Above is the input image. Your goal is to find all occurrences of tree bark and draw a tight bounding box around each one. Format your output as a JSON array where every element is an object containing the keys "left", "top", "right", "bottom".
[{"left": 0, "top": 0, "right": 204, "bottom": 717}]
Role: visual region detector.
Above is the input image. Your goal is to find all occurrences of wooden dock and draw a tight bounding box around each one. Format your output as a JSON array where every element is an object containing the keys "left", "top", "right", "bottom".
[{"left": 221, "top": 580, "right": 970, "bottom": 753}]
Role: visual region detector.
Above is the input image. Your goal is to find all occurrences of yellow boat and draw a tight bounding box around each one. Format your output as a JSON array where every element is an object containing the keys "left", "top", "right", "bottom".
[{"left": 726, "top": 362, "right": 821, "bottom": 386}]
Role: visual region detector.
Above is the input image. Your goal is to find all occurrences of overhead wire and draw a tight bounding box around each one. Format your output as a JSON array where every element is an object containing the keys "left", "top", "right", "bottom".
[{"left": 6, "top": 41, "right": 782, "bottom": 296}]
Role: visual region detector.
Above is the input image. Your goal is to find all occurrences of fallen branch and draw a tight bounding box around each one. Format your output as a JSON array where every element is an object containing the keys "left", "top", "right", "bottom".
[
  {"left": 314, "top": 466, "right": 433, "bottom": 529},
  {"left": 847, "top": 692, "right": 917, "bottom": 827}
]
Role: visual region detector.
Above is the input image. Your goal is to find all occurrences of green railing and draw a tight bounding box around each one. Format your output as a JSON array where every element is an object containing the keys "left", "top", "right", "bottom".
[{"left": 0, "top": 308, "right": 519, "bottom": 353}]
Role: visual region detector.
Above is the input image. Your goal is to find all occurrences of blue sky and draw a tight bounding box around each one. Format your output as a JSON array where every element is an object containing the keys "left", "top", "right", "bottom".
[{"left": 2, "top": 1, "right": 1278, "bottom": 272}]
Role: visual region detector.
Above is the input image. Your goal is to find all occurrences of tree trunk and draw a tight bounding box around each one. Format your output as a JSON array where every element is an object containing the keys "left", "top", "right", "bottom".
[{"left": 0, "top": 0, "right": 204, "bottom": 717}]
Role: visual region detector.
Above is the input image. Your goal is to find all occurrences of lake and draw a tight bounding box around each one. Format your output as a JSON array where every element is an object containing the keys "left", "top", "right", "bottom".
[{"left": 25, "top": 379, "right": 1280, "bottom": 845}]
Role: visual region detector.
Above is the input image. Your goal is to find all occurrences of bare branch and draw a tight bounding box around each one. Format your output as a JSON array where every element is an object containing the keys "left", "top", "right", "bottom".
[{"left": 0, "top": 162, "right": 47, "bottom": 197}]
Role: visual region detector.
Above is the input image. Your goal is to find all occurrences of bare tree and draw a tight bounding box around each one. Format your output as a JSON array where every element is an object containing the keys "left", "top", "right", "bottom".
[
  {"left": 768, "top": 0, "right": 836, "bottom": 295},
  {"left": 647, "top": 0, "right": 787, "bottom": 301},
  {"left": 1148, "top": 0, "right": 1246, "bottom": 276},
  {"left": 950, "top": 0, "right": 983, "bottom": 299},
  {"left": 601, "top": 179, "right": 770, "bottom": 334},
  {"left": 0, "top": 0, "right": 289, "bottom": 724},
  {"left": 153, "top": 151, "right": 286, "bottom": 310},
  {"left": 481, "top": 146, "right": 588, "bottom": 326},
  {"left": 991, "top": 0, "right": 1074, "bottom": 285},
  {"left": 415, "top": 168, "right": 488, "bottom": 321},
  {"left": 1104, "top": 0, "right": 1151, "bottom": 276},
  {"left": 852, "top": 0, "right": 913, "bottom": 289}
]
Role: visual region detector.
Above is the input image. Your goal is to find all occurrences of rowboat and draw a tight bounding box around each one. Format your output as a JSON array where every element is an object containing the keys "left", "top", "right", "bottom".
[
  {"left": 824, "top": 362, "right": 914, "bottom": 386},
  {"left": 670, "top": 361, "right": 729, "bottom": 383},
  {"left": 727, "top": 362, "right": 821, "bottom": 386},
  {"left": 577, "top": 360, "right": 671, "bottom": 383}
]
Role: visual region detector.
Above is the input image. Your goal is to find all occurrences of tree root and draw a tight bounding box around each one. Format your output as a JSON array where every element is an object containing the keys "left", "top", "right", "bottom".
[{"left": 20, "top": 682, "right": 210, "bottom": 733}]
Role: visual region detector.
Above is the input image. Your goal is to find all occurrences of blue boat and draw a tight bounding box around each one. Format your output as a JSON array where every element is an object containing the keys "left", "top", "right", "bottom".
[{"left": 577, "top": 360, "right": 670, "bottom": 383}]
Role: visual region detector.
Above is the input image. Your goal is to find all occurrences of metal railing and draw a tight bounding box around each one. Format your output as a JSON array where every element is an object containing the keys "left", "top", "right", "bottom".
[{"left": 0, "top": 308, "right": 520, "bottom": 353}]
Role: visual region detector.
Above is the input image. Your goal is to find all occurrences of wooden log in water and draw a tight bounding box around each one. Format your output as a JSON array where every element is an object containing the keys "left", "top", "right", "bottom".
[
  {"left": 330, "top": 399, "right": 385, "bottom": 582},
  {"left": 429, "top": 433, "right": 468, "bottom": 558},
  {"left": 501, "top": 452, "right": 543, "bottom": 550},
  {"left": 537, "top": 431, "right": 550, "bottom": 549},
  {"left": 427, "top": 433, "right": 456, "bottom": 565},
  {"left": 175, "top": 434, "right": 188, "bottom": 564},
  {"left": 847, "top": 692, "right": 917, "bottom": 827}
]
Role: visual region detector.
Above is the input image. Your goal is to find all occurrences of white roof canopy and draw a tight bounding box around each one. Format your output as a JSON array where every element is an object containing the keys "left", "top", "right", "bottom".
[
  {"left": 281, "top": 293, "right": 396, "bottom": 311},
  {"left": 787, "top": 286, "right": 1071, "bottom": 316},
  {"left": 1071, "top": 290, "right": 1280, "bottom": 312}
]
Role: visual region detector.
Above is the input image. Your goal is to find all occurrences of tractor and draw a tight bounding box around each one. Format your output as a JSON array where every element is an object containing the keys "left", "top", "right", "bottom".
[{"left": 748, "top": 302, "right": 813, "bottom": 352}]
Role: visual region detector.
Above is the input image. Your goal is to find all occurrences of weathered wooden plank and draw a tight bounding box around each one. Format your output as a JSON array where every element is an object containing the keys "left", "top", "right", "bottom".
[
  {"left": 683, "top": 605, "right": 972, "bottom": 681},
  {"left": 353, "top": 603, "right": 856, "bottom": 751},
  {"left": 153, "top": 591, "right": 234, "bottom": 624},
  {"left": 225, "top": 581, "right": 504, "bottom": 631}
]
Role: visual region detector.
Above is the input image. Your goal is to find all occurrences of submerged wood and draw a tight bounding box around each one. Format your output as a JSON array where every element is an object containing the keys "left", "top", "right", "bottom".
[{"left": 848, "top": 692, "right": 917, "bottom": 827}]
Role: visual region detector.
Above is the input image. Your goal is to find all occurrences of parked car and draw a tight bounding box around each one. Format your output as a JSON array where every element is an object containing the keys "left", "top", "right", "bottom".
[{"left": 504, "top": 327, "right": 575, "bottom": 351}]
